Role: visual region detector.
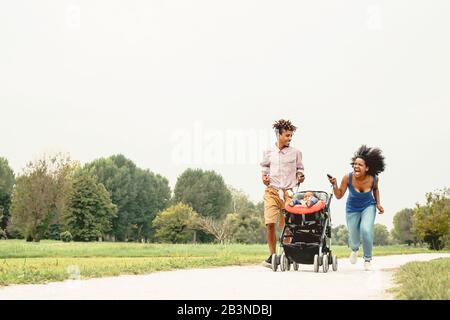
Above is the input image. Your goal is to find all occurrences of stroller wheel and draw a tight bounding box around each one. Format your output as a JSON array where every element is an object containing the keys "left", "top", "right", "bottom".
[
  {"left": 322, "top": 254, "right": 329, "bottom": 273},
  {"left": 293, "top": 261, "right": 299, "bottom": 271},
  {"left": 271, "top": 253, "right": 278, "bottom": 272},
  {"left": 280, "top": 253, "right": 287, "bottom": 272},
  {"left": 313, "top": 254, "right": 319, "bottom": 273},
  {"left": 332, "top": 255, "right": 338, "bottom": 271},
  {"left": 281, "top": 254, "right": 292, "bottom": 272}
]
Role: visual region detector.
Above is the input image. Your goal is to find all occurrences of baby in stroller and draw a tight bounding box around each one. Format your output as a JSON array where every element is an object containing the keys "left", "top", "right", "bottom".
[
  {"left": 288, "top": 191, "right": 319, "bottom": 208},
  {"left": 269, "top": 189, "right": 338, "bottom": 273}
]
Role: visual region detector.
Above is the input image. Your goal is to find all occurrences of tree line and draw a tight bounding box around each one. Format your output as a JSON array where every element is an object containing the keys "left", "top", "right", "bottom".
[
  {"left": 390, "top": 189, "right": 450, "bottom": 250},
  {"left": 1, "top": 155, "right": 448, "bottom": 249},
  {"left": 0, "top": 154, "right": 266, "bottom": 244}
]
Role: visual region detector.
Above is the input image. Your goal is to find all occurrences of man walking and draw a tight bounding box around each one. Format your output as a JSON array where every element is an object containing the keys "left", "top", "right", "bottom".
[{"left": 260, "top": 119, "right": 305, "bottom": 266}]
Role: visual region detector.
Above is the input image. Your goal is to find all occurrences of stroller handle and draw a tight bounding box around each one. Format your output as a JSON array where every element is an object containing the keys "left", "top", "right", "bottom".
[
  {"left": 326, "top": 185, "right": 334, "bottom": 212},
  {"left": 295, "top": 182, "right": 301, "bottom": 194}
]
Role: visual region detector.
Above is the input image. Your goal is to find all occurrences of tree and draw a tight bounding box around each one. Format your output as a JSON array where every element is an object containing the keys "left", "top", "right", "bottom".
[
  {"left": 388, "top": 229, "right": 400, "bottom": 245},
  {"left": 230, "top": 210, "right": 266, "bottom": 244},
  {"left": 373, "top": 224, "right": 390, "bottom": 246},
  {"left": 196, "top": 213, "right": 238, "bottom": 244},
  {"left": 9, "top": 171, "right": 51, "bottom": 241},
  {"left": 174, "top": 169, "right": 232, "bottom": 219},
  {"left": 0, "top": 157, "right": 15, "bottom": 236},
  {"left": 8, "top": 153, "right": 76, "bottom": 241},
  {"left": 173, "top": 169, "right": 232, "bottom": 243},
  {"left": 65, "top": 172, "right": 117, "bottom": 241},
  {"left": 83, "top": 155, "right": 137, "bottom": 241},
  {"left": 227, "top": 186, "right": 265, "bottom": 244},
  {"left": 190, "top": 186, "right": 265, "bottom": 244},
  {"left": 332, "top": 225, "right": 348, "bottom": 246},
  {"left": 153, "top": 203, "right": 199, "bottom": 243},
  {"left": 83, "top": 155, "right": 171, "bottom": 241},
  {"left": 229, "top": 186, "right": 255, "bottom": 215},
  {"left": 392, "top": 209, "right": 417, "bottom": 246},
  {"left": 50, "top": 154, "right": 77, "bottom": 236},
  {"left": 132, "top": 169, "right": 171, "bottom": 241},
  {"left": 413, "top": 188, "right": 450, "bottom": 250}
]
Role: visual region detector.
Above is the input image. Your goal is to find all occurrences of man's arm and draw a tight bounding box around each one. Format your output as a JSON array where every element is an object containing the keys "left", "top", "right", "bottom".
[
  {"left": 296, "top": 150, "right": 305, "bottom": 183},
  {"left": 261, "top": 150, "right": 270, "bottom": 186}
]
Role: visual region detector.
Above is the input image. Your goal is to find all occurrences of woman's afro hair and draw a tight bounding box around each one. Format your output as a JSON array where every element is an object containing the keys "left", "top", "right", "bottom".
[{"left": 351, "top": 145, "right": 386, "bottom": 176}]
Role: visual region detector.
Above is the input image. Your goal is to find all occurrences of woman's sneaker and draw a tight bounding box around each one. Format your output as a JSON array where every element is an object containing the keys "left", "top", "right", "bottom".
[
  {"left": 349, "top": 251, "right": 358, "bottom": 264},
  {"left": 364, "top": 261, "right": 372, "bottom": 271}
]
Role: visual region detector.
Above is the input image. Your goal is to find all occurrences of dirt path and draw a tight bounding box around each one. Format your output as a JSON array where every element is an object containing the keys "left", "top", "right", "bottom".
[{"left": 0, "top": 253, "right": 448, "bottom": 300}]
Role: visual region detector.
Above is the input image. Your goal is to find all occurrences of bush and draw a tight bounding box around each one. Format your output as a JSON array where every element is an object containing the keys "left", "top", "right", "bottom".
[
  {"left": 423, "top": 234, "right": 445, "bottom": 250},
  {"left": 153, "top": 203, "right": 199, "bottom": 243},
  {"left": 46, "top": 224, "right": 61, "bottom": 240},
  {"left": 0, "top": 228, "right": 7, "bottom": 240},
  {"left": 60, "top": 231, "right": 73, "bottom": 242}
]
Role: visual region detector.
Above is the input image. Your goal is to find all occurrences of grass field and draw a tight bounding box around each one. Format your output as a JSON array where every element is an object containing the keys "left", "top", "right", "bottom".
[
  {"left": 390, "top": 258, "right": 450, "bottom": 299},
  {"left": 0, "top": 240, "right": 446, "bottom": 287}
]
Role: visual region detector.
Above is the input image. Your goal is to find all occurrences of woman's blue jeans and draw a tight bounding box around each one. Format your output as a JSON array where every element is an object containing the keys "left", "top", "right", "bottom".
[{"left": 346, "top": 205, "right": 376, "bottom": 262}]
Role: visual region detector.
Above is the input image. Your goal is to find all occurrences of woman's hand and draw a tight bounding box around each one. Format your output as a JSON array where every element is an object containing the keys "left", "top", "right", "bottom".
[
  {"left": 376, "top": 204, "right": 384, "bottom": 214},
  {"left": 328, "top": 176, "right": 337, "bottom": 186},
  {"left": 262, "top": 175, "right": 270, "bottom": 186}
]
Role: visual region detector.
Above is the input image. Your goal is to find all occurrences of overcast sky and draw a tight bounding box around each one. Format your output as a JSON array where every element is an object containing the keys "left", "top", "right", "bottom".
[{"left": 1, "top": 0, "right": 449, "bottom": 230}]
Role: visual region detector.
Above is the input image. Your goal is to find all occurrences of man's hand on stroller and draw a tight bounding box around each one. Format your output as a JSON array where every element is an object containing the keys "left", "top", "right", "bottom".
[{"left": 297, "top": 172, "right": 305, "bottom": 183}]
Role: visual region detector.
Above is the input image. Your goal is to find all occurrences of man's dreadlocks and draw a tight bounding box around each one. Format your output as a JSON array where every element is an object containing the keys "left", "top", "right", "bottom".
[{"left": 273, "top": 119, "right": 297, "bottom": 135}]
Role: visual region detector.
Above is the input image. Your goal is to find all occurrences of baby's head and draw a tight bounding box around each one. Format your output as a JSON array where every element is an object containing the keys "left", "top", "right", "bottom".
[{"left": 304, "top": 192, "right": 314, "bottom": 200}]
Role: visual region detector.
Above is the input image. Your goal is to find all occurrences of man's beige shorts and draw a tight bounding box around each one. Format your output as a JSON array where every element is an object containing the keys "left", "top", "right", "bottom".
[{"left": 264, "top": 187, "right": 292, "bottom": 227}]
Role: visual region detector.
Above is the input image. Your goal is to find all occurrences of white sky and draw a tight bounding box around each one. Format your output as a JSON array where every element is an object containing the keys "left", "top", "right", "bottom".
[{"left": 1, "top": 0, "right": 450, "bottom": 230}]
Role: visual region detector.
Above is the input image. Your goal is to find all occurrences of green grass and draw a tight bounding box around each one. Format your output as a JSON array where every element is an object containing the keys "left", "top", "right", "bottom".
[
  {"left": 0, "top": 240, "right": 268, "bottom": 258},
  {"left": 390, "top": 258, "right": 450, "bottom": 300},
  {"left": 0, "top": 256, "right": 261, "bottom": 286},
  {"left": 0, "top": 240, "right": 441, "bottom": 259},
  {"left": 0, "top": 240, "right": 446, "bottom": 287}
]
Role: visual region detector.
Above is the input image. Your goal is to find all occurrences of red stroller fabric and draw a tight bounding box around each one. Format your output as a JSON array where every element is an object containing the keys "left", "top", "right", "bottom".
[{"left": 284, "top": 200, "right": 326, "bottom": 215}]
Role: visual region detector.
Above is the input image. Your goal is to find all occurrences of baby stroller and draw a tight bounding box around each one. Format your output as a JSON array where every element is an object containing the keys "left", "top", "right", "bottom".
[{"left": 270, "top": 189, "right": 338, "bottom": 273}]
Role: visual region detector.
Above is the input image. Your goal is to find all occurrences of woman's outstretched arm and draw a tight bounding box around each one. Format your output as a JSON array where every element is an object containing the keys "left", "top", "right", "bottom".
[{"left": 329, "top": 174, "right": 349, "bottom": 199}]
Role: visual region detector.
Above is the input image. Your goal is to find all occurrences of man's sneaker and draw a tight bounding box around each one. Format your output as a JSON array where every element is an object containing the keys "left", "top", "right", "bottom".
[
  {"left": 364, "top": 261, "right": 372, "bottom": 271},
  {"left": 349, "top": 251, "right": 358, "bottom": 264},
  {"left": 262, "top": 255, "right": 272, "bottom": 268}
]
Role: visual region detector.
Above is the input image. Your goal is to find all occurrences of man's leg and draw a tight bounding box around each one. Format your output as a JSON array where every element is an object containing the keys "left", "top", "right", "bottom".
[
  {"left": 267, "top": 223, "right": 276, "bottom": 255},
  {"left": 263, "top": 188, "right": 279, "bottom": 263}
]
